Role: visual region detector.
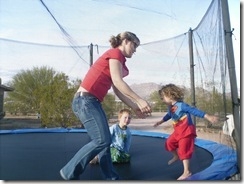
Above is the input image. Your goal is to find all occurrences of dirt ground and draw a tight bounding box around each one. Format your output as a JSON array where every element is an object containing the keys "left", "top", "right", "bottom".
[{"left": 0, "top": 112, "right": 236, "bottom": 148}]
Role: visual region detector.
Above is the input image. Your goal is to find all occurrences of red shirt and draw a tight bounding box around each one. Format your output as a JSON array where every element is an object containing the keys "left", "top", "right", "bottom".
[{"left": 81, "top": 48, "right": 129, "bottom": 102}]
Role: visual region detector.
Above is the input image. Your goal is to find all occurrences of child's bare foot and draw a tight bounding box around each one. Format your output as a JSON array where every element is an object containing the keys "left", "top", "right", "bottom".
[
  {"left": 89, "top": 156, "right": 98, "bottom": 164},
  {"left": 177, "top": 172, "right": 192, "bottom": 180},
  {"left": 168, "top": 155, "right": 178, "bottom": 165}
]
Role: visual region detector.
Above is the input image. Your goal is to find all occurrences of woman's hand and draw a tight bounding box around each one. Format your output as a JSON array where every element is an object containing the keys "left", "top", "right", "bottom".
[
  {"left": 133, "top": 108, "right": 147, "bottom": 119},
  {"left": 136, "top": 99, "right": 152, "bottom": 115},
  {"left": 133, "top": 108, "right": 151, "bottom": 119}
]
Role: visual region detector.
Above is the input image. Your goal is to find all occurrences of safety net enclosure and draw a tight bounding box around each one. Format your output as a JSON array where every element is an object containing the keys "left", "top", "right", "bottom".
[{"left": 0, "top": 0, "right": 240, "bottom": 181}]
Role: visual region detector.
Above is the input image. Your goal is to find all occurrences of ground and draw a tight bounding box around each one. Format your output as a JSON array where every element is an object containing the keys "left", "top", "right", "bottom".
[{"left": 0, "top": 112, "right": 236, "bottom": 148}]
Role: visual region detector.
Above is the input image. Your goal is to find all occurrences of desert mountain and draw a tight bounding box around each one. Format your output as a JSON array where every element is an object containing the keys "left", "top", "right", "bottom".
[{"left": 110, "top": 82, "right": 161, "bottom": 100}]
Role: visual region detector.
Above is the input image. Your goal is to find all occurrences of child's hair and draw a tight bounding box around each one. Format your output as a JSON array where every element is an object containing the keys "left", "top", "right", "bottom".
[
  {"left": 118, "top": 108, "right": 132, "bottom": 119},
  {"left": 158, "top": 83, "right": 184, "bottom": 101}
]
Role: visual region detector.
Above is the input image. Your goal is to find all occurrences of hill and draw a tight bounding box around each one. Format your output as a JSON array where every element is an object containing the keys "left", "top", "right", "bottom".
[{"left": 110, "top": 82, "right": 161, "bottom": 100}]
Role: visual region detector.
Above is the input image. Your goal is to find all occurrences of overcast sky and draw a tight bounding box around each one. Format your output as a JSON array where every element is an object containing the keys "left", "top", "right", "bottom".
[{"left": 0, "top": 0, "right": 240, "bottom": 90}]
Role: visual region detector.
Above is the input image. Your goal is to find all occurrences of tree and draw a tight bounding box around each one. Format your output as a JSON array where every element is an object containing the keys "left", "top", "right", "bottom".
[
  {"left": 4, "top": 66, "right": 79, "bottom": 127},
  {"left": 38, "top": 73, "right": 79, "bottom": 128},
  {"left": 102, "top": 93, "right": 117, "bottom": 119}
]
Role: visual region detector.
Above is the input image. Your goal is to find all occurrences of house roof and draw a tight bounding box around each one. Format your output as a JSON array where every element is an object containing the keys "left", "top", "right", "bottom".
[{"left": 0, "top": 84, "right": 14, "bottom": 91}]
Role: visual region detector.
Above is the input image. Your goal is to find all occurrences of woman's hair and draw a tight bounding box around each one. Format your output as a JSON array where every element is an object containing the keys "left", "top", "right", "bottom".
[
  {"left": 118, "top": 108, "right": 132, "bottom": 119},
  {"left": 109, "top": 31, "right": 140, "bottom": 48},
  {"left": 158, "top": 83, "right": 184, "bottom": 101}
]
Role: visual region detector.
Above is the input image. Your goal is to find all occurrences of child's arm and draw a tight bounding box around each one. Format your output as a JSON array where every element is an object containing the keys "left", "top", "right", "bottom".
[
  {"left": 153, "top": 113, "right": 171, "bottom": 127},
  {"left": 182, "top": 102, "right": 219, "bottom": 124},
  {"left": 153, "top": 119, "right": 164, "bottom": 127},
  {"left": 109, "top": 124, "right": 116, "bottom": 137},
  {"left": 125, "top": 131, "right": 132, "bottom": 152},
  {"left": 204, "top": 113, "right": 219, "bottom": 123}
]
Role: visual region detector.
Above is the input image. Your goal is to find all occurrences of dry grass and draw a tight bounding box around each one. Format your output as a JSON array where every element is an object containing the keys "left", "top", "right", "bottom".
[{"left": 0, "top": 115, "right": 42, "bottom": 130}]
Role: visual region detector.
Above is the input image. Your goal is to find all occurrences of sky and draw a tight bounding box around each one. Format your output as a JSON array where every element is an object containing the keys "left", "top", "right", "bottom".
[{"left": 0, "top": 0, "right": 240, "bottom": 91}]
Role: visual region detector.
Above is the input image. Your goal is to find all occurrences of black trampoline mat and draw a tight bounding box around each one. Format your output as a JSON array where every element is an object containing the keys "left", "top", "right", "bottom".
[{"left": 0, "top": 132, "right": 213, "bottom": 180}]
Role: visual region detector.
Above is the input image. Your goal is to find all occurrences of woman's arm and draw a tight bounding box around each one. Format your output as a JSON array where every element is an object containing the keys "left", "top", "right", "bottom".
[
  {"left": 112, "top": 85, "right": 148, "bottom": 119},
  {"left": 112, "top": 85, "right": 137, "bottom": 109},
  {"left": 110, "top": 59, "right": 141, "bottom": 102},
  {"left": 109, "top": 59, "right": 151, "bottom": 115}
]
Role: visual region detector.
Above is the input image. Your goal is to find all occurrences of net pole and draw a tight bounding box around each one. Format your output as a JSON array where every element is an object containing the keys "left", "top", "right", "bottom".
[
  {"left": 221, "top": 0, "right": 241, "bottom": 177},
  {"left": 188, "top": 28, "right": 196, "bottom": 125}
]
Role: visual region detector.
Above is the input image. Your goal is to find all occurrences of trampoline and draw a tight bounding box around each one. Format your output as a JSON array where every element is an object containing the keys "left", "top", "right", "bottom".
[{"left": 0, "top": 128, "right": 238, "bottom": 181}]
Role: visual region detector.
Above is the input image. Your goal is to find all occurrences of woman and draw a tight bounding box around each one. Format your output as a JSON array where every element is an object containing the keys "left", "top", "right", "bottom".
[{"left": 60, "top": 31, "right": 152, "bottom": 180}]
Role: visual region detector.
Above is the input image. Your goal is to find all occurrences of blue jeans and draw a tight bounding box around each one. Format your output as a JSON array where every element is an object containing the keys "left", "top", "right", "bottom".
[{"left": 60, "top": 93, "right": 119, "bottom": 180}]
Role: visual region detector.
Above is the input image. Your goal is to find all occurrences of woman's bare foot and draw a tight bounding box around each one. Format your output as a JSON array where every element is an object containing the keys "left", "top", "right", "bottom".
[
  {"left": 168, "top": 155, "right": 178, "bottom": 165},
  {"left": 177, "top": 172, "right": 192, "bottom": 180}
]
